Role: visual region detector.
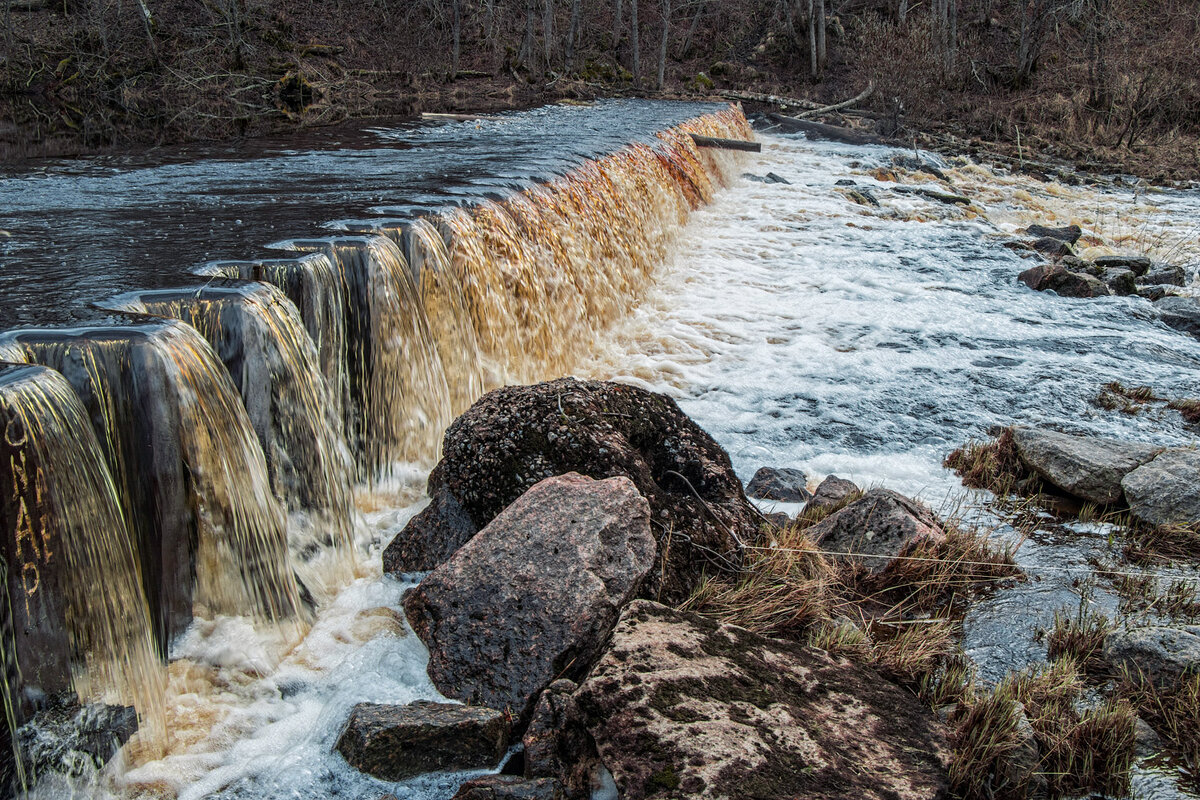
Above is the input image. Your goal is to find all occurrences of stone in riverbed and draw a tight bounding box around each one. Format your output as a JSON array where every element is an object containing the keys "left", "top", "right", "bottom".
[
  {"left": 382, "top": 485, "right": 476, "bottom": 573},
  {"left": 385, "top": 378, "right": 760, "bottom": 601},
  {"left": 1103, "top": 268, "right": 1137, "bottom": 296},
  {"left": 570, "top": 600, "right": 951, "bottom": 800},
  {"left": 1120, "top": 449, "right": 1200, "bottom": 527},
  {"left": 1024, "top": 223, "right": 1082, "bottom": 244},
  {"left": 805, "top": 474, "right": 859, "bottom": 511},
  {"left": 403, "top": 473, "right": 656, "bottom": 723},
  {"left": 1103, "top": 625, "right": 1200, "bottom": 688},
  {"left": 1155, "top": 295, "right": 1200, "bottom": 338},
  {"left": 1018, "top": 262, "right": 1110, "bottom": 297},
  {"left": 1094, "top": 254, "right": 1152, "bottom": 276},
  {"left": 335, "top": 701, "right": 509, "bottom": 781},
  {"left": 805, "top": 489, "right": 946, "bottom": 572},
  {"left": 1031, "top": 236, "right": 1076, "bottom": 259},
  {"left": 1137, "top": 264, "right": 1186, "bottom": 287},
  {"left": 746, "top": 466, "right": 811, "bottom": 502},
  {"left": 1010, "top": 426, "right": 1161, "bottom": 505},
  {"left": 452, "top": 776, "right": 565, "bottom": 800}
]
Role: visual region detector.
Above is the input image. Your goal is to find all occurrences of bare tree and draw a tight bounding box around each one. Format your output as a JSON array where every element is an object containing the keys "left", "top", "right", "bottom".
[
  {"left": 807, "top": 0, "right": 816, "bottom": 78},
  {"left": 630, "top": 0, "right": 640, "bottom": 82},
  {"left": 679, "top": 0, "right": 707, "bottom": 57},
  {"left": 565, "top": 0, "right": 582, "bottom": 70},
  {"left": 451, "top": 0, "right": 461, "bottom": 75},
  {"left": 543, "top": 0, "right": 554, "bottom": 67},
  {"left": 815, "top": 0, "right": 825, "bottom": 69},
  {"left": 898, "top": 0, "right": 908, "bottom": 26},
  {"left": 519, "top": 0, "right": 537, "bottom": 68},
  {"left": 656, "top": 0, "right": 671, "bottom": 88},
  {"left": 613, "top": 0, "right": 623, "bottom": 51}
]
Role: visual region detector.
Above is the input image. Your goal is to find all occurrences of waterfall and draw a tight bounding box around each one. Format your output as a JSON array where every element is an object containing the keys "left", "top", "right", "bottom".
[
  {"left": 0, "top": 104, "right": 753, "bottom": 790},
  {"left": 0, "top": 363, "right": 166, "bottom": 764},
  {"left": 0, "top": 324, "right": 308, "bottom": 652}
]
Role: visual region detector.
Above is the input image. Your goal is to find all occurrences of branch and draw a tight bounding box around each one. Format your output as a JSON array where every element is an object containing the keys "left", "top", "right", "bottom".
[
  {"left": 719, "top": 89, "right": 824, "bottom": 111},
  {"left": 791, "top": 81, "right": 875, "bottom": 119}
]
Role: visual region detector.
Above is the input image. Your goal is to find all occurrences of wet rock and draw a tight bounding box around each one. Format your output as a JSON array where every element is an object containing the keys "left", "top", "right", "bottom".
[
  {"left": 1011, "top": 426, "right": 1160, "bottom": 505},
  {"left": 1137, "top": 264, "right": 1185, "bottom": 286},
  {"left": 1062, "top": 255, "right": 1099, "bottom": 276},
  {"left": 572, "top": 601, "right": 951, "bottom": 800},
  {"left": 1137, "top": 285, "right": 1172, "bottom": 301},
  {"left": 524, "top": 679, "right": 587, "bottom": 783},
  {"left": 1134, "top": 717, "right": 1162, "bottom": 758},
  {"left": 746, "top": 466, "right": 811, "bottom": 503},
  {"left": 806, "top": 474, "right": 860, "bottom": 511},
  {"left": 847, "top": 189, "right": 880, "bottom": 207},
  {"left": 334, "top": 701, "right": 509, "bottom": 782},
  {"left": 15, "top": 696, "right": 138, "bottom": 781},
  {"left": 805, "top": 489, "right": 946, "bottom": 573},
  {"left": 742, "top": 172, "right": 790, "bottom": 185},
  {"left": 1120, "top": 449, "right": 1200, "bottom": 527},
  {"left": 1024, "top": 223, "right": 1082, "bottom": 244},
  {"left": 404, "top": 473, "right": 656, "bottom": 722},
  {"left": 452, "top": 776, "right": 565, "bottom": 800},
  {"left": 386, "top": 378, "right": 760, "bottom": 600},
  {"left": 1155, "top": 295, "right": 1200, "bottom": 337},
  {"left": 1094, "top": 254, "right": 1152, "bottom": 276},
  {"left": 382, "top": 485, "right": 476, "bottom": 573},
  {"left": 1031, "top": 237, "right": 1075, "bottom": 259},
  {"left": 1018, "top": 262, "right": 1058, "bottom": 290},
  {"left": 835, "top": 178, "right": 857, "bottom": 186},
  {"left": 1043, "top": 268, "right": 1111, "bottom": 298},
  {"left": 1103, "top": 625, "right": 1200, "bottom": 688},
  {"left": 1103, "top": 268, "right": 1137, "bottom": 296},
  {"left": 763, "top": 511, "right": 791, "bottom": 528}
]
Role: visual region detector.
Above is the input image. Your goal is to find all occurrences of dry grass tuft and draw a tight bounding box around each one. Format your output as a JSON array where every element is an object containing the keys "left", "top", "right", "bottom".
[
  {"left": 944, "top": 428, "right": 1038, "bottom": 499},
  {"left": 1123, "top": 521, "right": 1200, "bottom": 565},
  {"left": 789, "top": 487, "right": 867, "bottom": 529},
  {"left": 1167, "top": 398, "right": 1200, "bottom": 425},
  {"left": 1094, "top": 381, "right": 1161, "bottom": 414},
  {"left": 1118, "top": 667, "right": 1200, "bottom": 773},
  {"left": 1046, "top": 605, "right": 1113, "bottom": 672}
]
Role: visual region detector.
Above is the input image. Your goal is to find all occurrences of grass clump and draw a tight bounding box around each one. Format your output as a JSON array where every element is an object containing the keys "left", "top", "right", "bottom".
[
  {"left": 1123, "top": 521, "right": 1200, "bottom": 566},
  {"left": 1094, "top": 381, "right": 1161, "bottom": 414},
  {"left": 944, "top": 428, "right": 1038, "bottom": 499},
  {"left": 1045, "top": 605, "right": 1113, "bottom": 672},
  {"left": 1117, "top": 667, "right": 1200, "bottom": 776},
  {"left": 1167, "top": 397, "right": 1200, "bottom": 425}
]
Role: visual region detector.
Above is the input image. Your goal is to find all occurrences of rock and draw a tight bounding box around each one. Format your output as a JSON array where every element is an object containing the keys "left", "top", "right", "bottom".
[
  {"left": 524, "top": 680, "right": 586, "bottom": 783},
  {"left": 385, "top": 378, "right": 760, "bottom": 600},
  {"left": 1134, "top": 717, "right": 1162, "bottom": 758},
  {"left": 571, "top": 601, "right": 951, "bottom": 800},
  {"left": 452, "top": 776, "right": 565, "bottom": 800},
  {"left": 1043, "top": 268, "right": 1111, "bottom": 298},
  {"left": 335, "top": 701, "right": 509, "bottom": 781},
  {"left": 1031, "top": 237, "right": 1075, "bottom": 259},
  {"left": 1009, "top": 703, "right": 1048, "bottom": 797},
  {"left": 1103, "top": 268, "right": 1137, "bottom": 296},
  {"left": 1011, "top": 427, "right": 1160, "bottom": 505},
  {"left": 1137, "top": 264, "right": 1185, "bottom": 286},
  {"left": 1138, "top": 285, "right": 1173, "bottom": 302},
  {"left": 1155, "top": 295, "right": 1200, "bottom": 336},
  {"left": 1120, "top": 449, "right": 1200, "bottom": 527},
  {"left": 746, "top": 466, "right": 811, "bottom": 503},
  {"left": 834, "top": 178, "right": 857, "bottom": 186},
  {"left": 1024, "top": 223, "right": 1082, "bottom": 244},
  {"left": 14, "top": 696, "right": 139, "bottom": 781},
  {"left": 806, "top": 475, "right": 859, "bottom": 511},
  {"left": 1018, "top": 262, "right": 1058, "bottom": 290},
  {"left": 1103, "top": 625, "right": 1200, "bottom": 688},
  {"left": 763, "top": 511, "right": 791, "bottom": 528},
  {"left": 1061, "top": 255, "right": 1100, "bottom": 276},
  {"left": 382, "top": 485, "right": 476, "bottom": 573},
  {"left": 404, "top": 473, "right": 656, "bottom": 722},
  {"left": 1094, "top": 254, "right": 1152, "bottom": 276},
  {"left": 742, "top": 173, "right": 790, "bottom": 185},
  {"left": 805, "top": 489, "right": 946, "bottom": 573},
  {"left": 847, "top": 189, "right": 880, "bottom": 207}
]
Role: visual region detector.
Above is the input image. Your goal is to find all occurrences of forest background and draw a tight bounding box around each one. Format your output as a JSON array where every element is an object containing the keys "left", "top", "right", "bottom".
[{"left": 1, "top": 0, "right": 1198, "bottom": 180}]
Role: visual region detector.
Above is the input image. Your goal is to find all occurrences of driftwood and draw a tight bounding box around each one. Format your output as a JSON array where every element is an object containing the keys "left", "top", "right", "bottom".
[
  {"left": 791, "top": 82, "right": 875, "bottom": 119},
  {"left": 765, "top": 114, "right": 892, "bottom": 146},
  {"left": 421, "top": 112, "right": 504, "bottom": 122},
  {"left": 720, "top": 90, "right": 824, "bottom": 112},
  {"left": 688, "top": 134, "right": 762, "bottom": 152}
]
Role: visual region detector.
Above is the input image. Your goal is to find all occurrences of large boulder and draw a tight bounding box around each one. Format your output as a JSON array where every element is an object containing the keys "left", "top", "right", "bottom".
[
  {"left": 385, "top": 378, "right": 761, "bottom": 599},
  {"left": 805, "top": 475, "right": 860, "bottom": 512},
  {"left": 1094, "top": 254, "right": 1152, "bottom": 276},
  {"left": 1103, "top": 268, "right": 1137, "bottom": 296},
  {"left": 404, "top": 473, "right": 656, "bottom": 723},
  {"left": 746, "top": 466, "right": 811, "bottom": 503},
  {"left": 1156, "top": 295, "right": 1200, "bottom": 337},
  {"left": 335, "top": 701, "right": 509, "bottom": 781},
  {"left": 1024, "top": 223, "right": 1082, "bottom": 244},
  {"left": 1138, "top": 264, "right": 1186, "bottom": 286},
  {"left": 452, "top": 776, "right": 565, "bottom": 800},
  {"left": 1120, "top": 449, "right": 1200, "bottom": 527},
  {"left": 805, "top": 489, "right": 946, "bottom": 573},
  {"left": 1031, "top": 237, "right": 1075, "bottom": 259},
  {"left": 569, "top": 601, "right": 951, "bottom": 800},
  {"left": 1103, "top": 625, "right": 1200, "bottom": 688},
  {"left": 1010, "top": 427, "right": 1161, "bottom": 505},
  {"left": 1018, "top": 262, "right": 1110, "bottom": 297},
  {"left": 382, "top": 486, "right": 476, "bottom": 573}
]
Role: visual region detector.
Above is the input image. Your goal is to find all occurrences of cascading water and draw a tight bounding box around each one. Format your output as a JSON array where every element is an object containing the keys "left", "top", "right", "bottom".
[
  {"left": 0, "top": 323, "right": 308, "bottom": 652},
  {"left": 0, "top": 104, "right": 752, "bottom": 798},
  {"left": 97, "top": 283, "right": 358, "bottom": 598},
  {"left": 0, "top": 364, "right": 166, "bottom": 771}
]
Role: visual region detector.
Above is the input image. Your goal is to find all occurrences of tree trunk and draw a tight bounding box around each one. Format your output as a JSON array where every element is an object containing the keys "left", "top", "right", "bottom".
[
  {"left": 807, "top": 0, "right": 816, "bottom": 79},
  {"left": 630, "top": 0, "right": 640, "bottom": 82},
  {"left": 543, "top": 0, "right": 554, "bottom": 68},
  {"left": 565, "top": 0, "right": 581, "bottom": 71},
  {"left": 519, "top": 0, "right": 537, "bottom": 68},
  {"left": 946, "top": 0, "right": 956, "bottom": 70},
  {"left": 656, "top": 0, "right": 670, "bottom": 88},
  {"left": 680, "top": 0, "right": 705, "bottom": 57},
  {"left": 613, "top": 0, "right": 623, "bottom": 51},
  {"left": 451, "top": 0, "right": 461, "bottom": 75},
  {"left": 898, "top": 0, "right": 907, "bottom": 26},
  {"left": 816, "top": 0, "right": 826, "bottom": 69}
]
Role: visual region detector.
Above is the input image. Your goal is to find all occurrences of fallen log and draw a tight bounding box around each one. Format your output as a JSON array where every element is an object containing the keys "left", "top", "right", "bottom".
[
  {"left": 421, "top": 112, "right": 504, "bottom": 122},
  {"left": 792, "top": 82, "right": 875, "bottom": 119},
  {"left": 689, "top": 134, "right": 761, "bottom": 152},
  {"left": 720, "top": 90, "right": 824, "bottom": 111},
  {"left": 766, "top": 114, "right": 892, "bottom": 146}
]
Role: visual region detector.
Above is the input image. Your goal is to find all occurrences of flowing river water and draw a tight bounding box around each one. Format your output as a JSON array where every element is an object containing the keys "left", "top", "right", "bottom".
[{"left": 1, "top": 101, "right": 1199, "bottom": 798}]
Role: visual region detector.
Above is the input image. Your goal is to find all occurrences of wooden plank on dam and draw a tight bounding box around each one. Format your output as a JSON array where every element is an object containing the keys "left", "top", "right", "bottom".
[{"left": 689, "top": 134, "right": 762, "bottom": 152}]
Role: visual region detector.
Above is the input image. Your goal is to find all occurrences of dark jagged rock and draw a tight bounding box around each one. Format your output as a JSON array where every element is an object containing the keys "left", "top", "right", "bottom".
[
  {"left": 1031, "top": 237, "right": 1075, "bottom": 259},
  {"left": 742, "top": 172, "right": 791, "bottom": 185},
  {"left": 1024, "top": 223, "right": 1082, "bottom": 244},
  {"left": 746, "top": 466, "right": 811, "bottom": 503},
  {"left": 335, "top": 701, "right": 509, "bottom": 782},
  {"left": 1018, "top": 262, "right": 1109, "bottom": 297},
  {"left": 806, "top": 475, "right": 860, "bottom": 511},
  {"left": 1103, "top": 625, "right": 1200, "bottom": 688},
  {"left": 1011, "top": 426, "right": 1160, "bottom": 505},
  {"left": 382, "top": 486, "right": 476, "bottom": 573},
  {"left": 1103, "top": 268, "right": 1137, "bottom": 296},
  {"left": 805, "top": 489, "right": 946, "bottom": 573},
  {"left": 1018, "top": 262, "right": 1058, "bottom": 290},
  {"left": 385, "top": 378, "right": 761, "bottom": 600},
  {"left": 523, "top": 679, "right": 585, "bottom": 784},
  {"left": 1120, "top": 449, "right": 1200, "bottom": 527},
  {"left": 453, "top": 776, "right": 565, "bottom": 800},
  {"left": 15, "top": 696, "right": 138, "bottom": 781},
  {"left": 569, "top": 601, "right": 951, "bottom": 800},
  {"left": 1156, "top": 295, "right": 1200, "bottom": 336},
  {"left": 404, "top": 473, "right": 656, "bottom": 723},
  {"left": 1137, "top": 264, "right": 1186, "bottom": 286},
  {"left": 1094, "top": 254, "right": 1152, "bottom": 276}
]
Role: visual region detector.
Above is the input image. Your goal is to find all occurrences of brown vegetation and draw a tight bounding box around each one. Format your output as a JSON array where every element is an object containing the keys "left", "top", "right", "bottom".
[{"left": 943, "top": 427, "right": 1039, "bottom": 499}]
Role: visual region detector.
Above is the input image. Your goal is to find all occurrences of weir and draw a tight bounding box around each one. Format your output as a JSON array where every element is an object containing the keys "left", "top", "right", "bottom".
[{"left": 0, "top": 104, "right": 752, "bottom": 790}]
